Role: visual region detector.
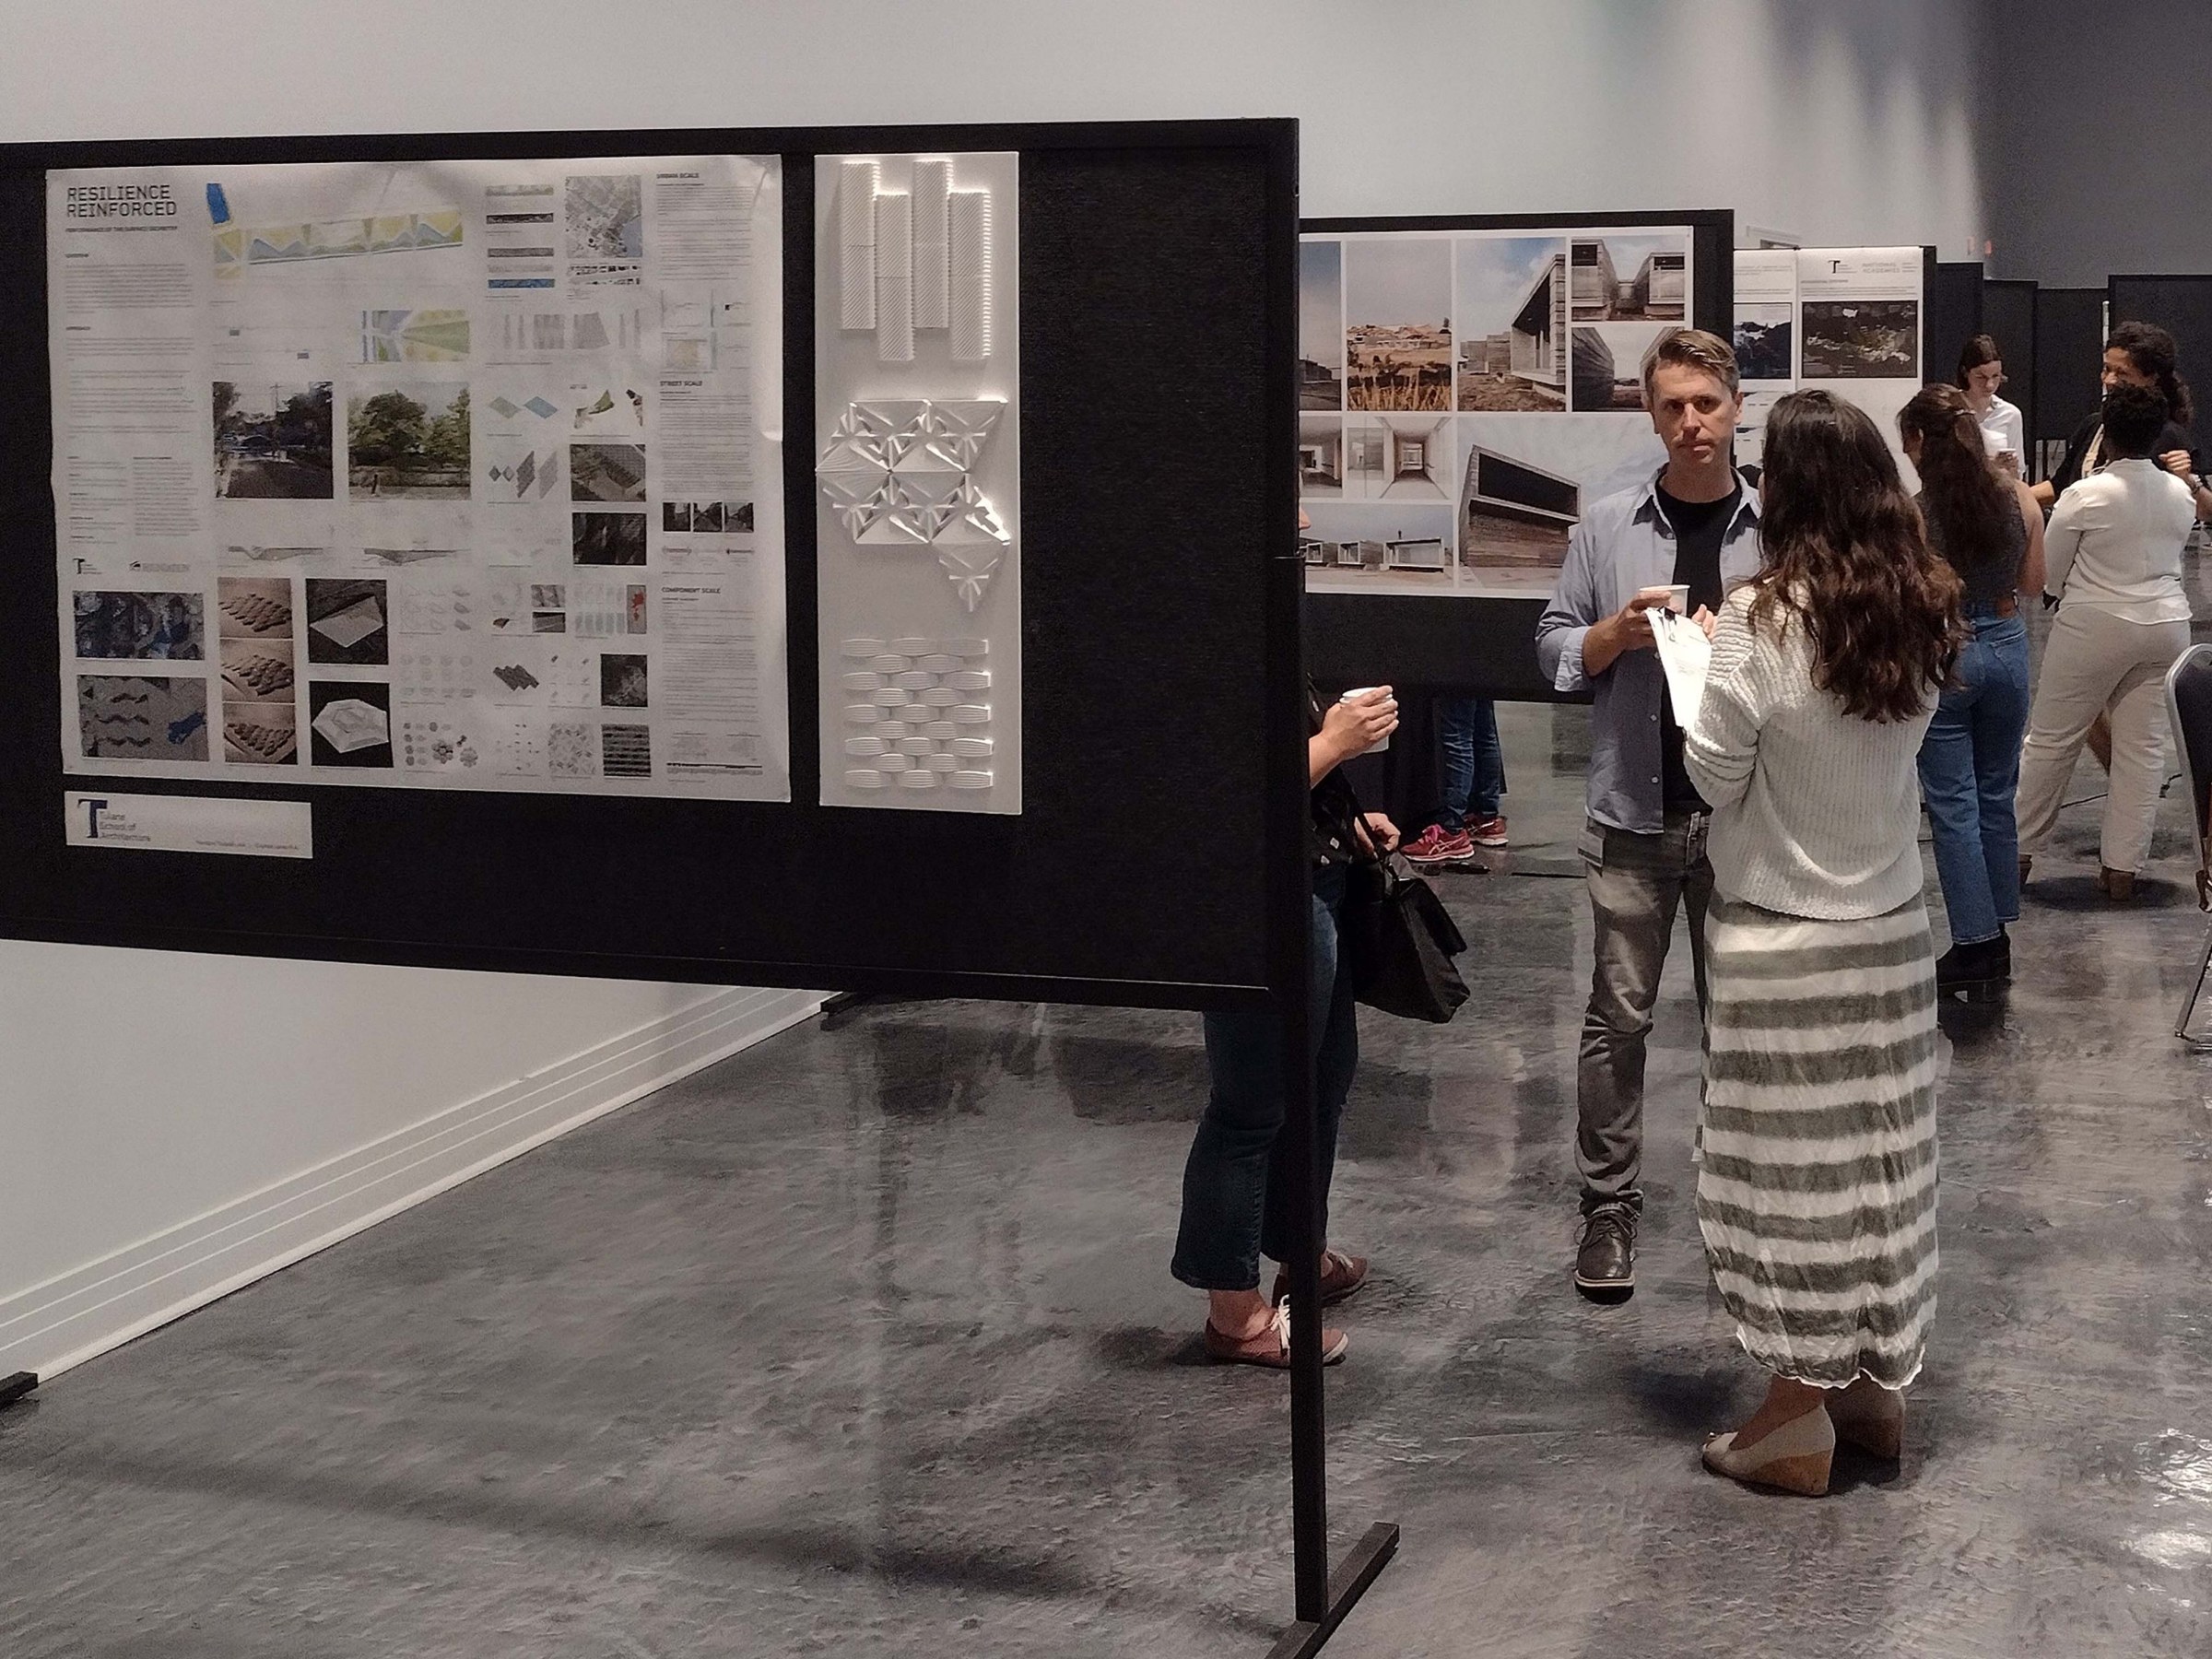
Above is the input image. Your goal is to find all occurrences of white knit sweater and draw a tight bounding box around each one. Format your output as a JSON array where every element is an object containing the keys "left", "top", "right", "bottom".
[{"left": 1683, "top": 585, "right": 1934, "bottom": 919}]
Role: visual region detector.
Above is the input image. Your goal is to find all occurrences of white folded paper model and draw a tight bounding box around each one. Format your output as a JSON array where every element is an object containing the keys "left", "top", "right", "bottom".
[
  {"left": 312, "top": 697, "right": 389, "bottom": 755},
  {"left": 309, "top": 596, "right": 386, "bottom": 651}
]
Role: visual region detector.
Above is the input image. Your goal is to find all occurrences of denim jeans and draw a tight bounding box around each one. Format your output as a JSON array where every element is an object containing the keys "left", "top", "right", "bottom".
[
  {"left": 1172, "top": 864, "right": 1358, "bottom": 1291},
  {"left": 1916, "top": 611, "right": 2030, "bottom": 946},
  {"left": 1437, "top": 696, "right": 1506, "bottom": 829}
]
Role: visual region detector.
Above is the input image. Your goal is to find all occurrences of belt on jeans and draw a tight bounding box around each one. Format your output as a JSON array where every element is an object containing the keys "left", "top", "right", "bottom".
[{"left": 1963, "top": 596, "right": 2018, "bottom": 621}]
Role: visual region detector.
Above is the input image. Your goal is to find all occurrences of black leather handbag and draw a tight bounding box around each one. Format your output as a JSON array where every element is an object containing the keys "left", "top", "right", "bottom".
[{"left": 1336, "top": 794, "right": 1470, "bottom": 1024}]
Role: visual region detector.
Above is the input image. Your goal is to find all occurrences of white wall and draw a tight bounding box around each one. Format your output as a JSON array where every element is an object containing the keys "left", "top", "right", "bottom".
[
  {"left": 0, "top": 0, "right": 1991, "bottom": 252},
  {"left": 0, "top": 943, "right": 820, "bottom": 1379},
  {"left": 0, "top": 0, "right": 1988, "bottom": 1381}
]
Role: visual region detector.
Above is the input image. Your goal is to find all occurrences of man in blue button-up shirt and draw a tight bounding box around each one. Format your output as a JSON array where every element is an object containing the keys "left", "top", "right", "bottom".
[{"left": 1534, "top": 327, "right": 1762, "bottom": 1300}]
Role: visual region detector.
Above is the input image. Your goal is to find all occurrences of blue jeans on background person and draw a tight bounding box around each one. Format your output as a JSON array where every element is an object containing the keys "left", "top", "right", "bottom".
[
  {"left": 1437, "top": 696, "right": 1506, "bottom": 829},
  {"left": 1172, "top": 864, "right": 1358, "bottom": 1290},
  {"left": 1916, "top": 610, "right": 2031, "bottom": 947}
]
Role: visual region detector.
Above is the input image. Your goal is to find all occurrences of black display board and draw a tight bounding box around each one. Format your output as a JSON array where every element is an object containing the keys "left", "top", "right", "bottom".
[
  {"left": 1300, "top": 209, "right": 1734, "bottom": 703},
  {"left": 0, "top": 122, "right": 1293, "bottom": 1012},
  {"left": 2034, "top": 285, "right": 2107, "bottom": 452},
  {"left": 0, "top": 118, "right": 1402, "bottom": 1658},
  {"left": 1928, "top": 256, "right": 1984, "bottom": 387},
  {"left": 1983, "top": 277, "right": 2039, "bottom": 473},
  {"left": 2111, "top": 274, "right": 2212, "bottom": 451}
]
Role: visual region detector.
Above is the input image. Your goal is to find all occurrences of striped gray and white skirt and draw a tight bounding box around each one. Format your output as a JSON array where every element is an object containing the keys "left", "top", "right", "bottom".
[{"left": 1697, "top": 895, "right": 1940, "bottom": 1390}]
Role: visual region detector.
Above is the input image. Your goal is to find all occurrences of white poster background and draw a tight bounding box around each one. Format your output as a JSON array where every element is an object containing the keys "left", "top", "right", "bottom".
[
  {"left": 1730, "top": 246, "right": 1924, "bottom": 483},
  {"left": 48, "top": 154, "right": 788, "bottom": 801}
]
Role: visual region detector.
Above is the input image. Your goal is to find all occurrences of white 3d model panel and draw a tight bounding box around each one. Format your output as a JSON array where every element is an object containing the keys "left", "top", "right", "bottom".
[
  {"left": 835, "top": 159, "right": 996, "bottom": 364},
  {"left": 838, "top": 159, "right": 879, "bottom": 331},
  {"left": 817, "top": 151, "right": 1018, "bottom": 816},
  {"left": 816, "top": 399, "right": 1008, "bottom": 607}
]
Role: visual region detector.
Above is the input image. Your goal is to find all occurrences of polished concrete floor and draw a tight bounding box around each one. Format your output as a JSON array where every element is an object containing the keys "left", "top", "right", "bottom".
[{"left": 7, "top": 696, "right": 2212, "bottom": 1656}]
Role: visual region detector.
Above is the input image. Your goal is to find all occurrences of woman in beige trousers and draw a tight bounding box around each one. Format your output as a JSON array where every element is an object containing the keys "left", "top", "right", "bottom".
[{"left": 2017, "top": 385, "right": 2200, "bottom": 900}]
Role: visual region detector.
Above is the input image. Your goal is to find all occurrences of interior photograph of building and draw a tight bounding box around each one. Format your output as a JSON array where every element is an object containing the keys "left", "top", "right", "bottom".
[{"left": 6, "top": 4, "right": 2212, "bottom": 1658}]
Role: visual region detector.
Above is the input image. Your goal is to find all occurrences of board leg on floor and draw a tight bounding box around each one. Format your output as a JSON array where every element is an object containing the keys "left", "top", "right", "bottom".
[{"left": 1264, "top": 1523, "right": 1401, "bottom": 1658}]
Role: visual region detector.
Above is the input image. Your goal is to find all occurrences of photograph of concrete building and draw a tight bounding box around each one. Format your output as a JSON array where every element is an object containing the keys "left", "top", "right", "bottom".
[
  {"left": 1570, "top": 234, "right": 1688, "bottom": 322},
  {"left": 1299, "top": 501, "right": 1456, "bottom": 594},
  {"left": 1455, "top": 416, "right": 1667, "bottom": 572},
  {"left": 1453, "top": 236, "right": 1568, "bottom": 411},
  {"left": 1299, "top": 241, "right": 1345, "bottom": 410},
  {"left": 1344, "top": 416, "right": 1448, "bottom": 500},
  {"left": 1571, "top": 323, "right": 1666, "bottom": 411},
  {"left": 1299, "top": 416, "right": 1344, "bottom": 496},
  {"left": 1343, "top": 238, "right": 1453, "bottom": 411},
  {"left": 1734, "top": 303, "right": 1794, "bottom": 382},
  {"left": 1801, "top": 299, "right": 1921, "bottom": 379}
]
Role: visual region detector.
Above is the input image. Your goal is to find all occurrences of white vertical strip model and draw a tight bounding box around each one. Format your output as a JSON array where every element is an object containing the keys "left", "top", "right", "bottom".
[
  {"left": 912, "top": 159, "right": 952, "bottom": 331},
  {"left": 875, "top": 190, "right": 915, "bottom": 363},
  {"left": 838, "top": 159, "right": 879, "bottom": 331},
  {"left": 949, "top": 189, "right": 991, "bottom": 362}
]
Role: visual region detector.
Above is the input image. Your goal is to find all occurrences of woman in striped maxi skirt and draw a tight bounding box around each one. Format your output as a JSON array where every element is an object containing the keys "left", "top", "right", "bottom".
[{"left": 1684, "top": 389, "right": 1964, "bottom": 1496}]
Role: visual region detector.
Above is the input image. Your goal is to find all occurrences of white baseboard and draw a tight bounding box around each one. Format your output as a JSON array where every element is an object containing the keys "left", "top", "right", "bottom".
[{"left": 0, "top": 985, "right": 822, "bottom": 1383}]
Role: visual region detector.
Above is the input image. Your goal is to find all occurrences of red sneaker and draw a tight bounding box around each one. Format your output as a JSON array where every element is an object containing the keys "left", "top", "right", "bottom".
[
  {"left": 1403, "top": 825, "right": 1475, "bottom": 866},
  {"left": 1467, "top": 815, "right": 1509, "bottom": 849}
]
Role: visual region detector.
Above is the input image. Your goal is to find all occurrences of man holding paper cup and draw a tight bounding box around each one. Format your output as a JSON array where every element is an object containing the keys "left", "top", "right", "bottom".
[{"left": 1534, "top": 328, "right": 1763, "bottom": 1300}]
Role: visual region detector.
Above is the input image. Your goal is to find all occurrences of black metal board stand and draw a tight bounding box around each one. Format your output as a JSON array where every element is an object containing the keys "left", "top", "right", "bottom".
[{"left": 0, "top": 117, "right": 1391, "bottom": 1652}]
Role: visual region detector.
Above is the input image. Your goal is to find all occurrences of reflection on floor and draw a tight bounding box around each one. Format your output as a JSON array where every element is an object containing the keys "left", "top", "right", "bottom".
[{"left": 6, "top": 667, "right": 2212, "bottom": 1657}]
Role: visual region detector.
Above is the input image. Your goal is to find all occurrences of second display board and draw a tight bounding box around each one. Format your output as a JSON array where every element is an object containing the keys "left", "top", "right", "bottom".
[{"left": 1299, "top": 223, "right": 1694, "bottom": 602}]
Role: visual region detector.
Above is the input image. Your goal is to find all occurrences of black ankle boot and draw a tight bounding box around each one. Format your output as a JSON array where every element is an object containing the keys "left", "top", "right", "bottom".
[{"left": 1936, "top": 935, "right": 2006, "bottom": 996}]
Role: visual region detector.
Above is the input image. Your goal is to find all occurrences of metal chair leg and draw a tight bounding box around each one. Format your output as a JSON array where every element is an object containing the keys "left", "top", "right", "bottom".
[{"left": 2179, "top": 919, "right": 2212, "bottom": 1046}]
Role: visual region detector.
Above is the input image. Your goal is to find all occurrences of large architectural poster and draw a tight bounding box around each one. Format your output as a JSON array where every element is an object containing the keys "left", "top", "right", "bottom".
[
  {"left": 1300, "top": 226, "right": 1690, "bottom": 598},
  {"left": 1732, "top": 246, "right": 1924, "bottom": 477},
  {"left": 47, "top": 154, "right": 789, "bottom": 799}
]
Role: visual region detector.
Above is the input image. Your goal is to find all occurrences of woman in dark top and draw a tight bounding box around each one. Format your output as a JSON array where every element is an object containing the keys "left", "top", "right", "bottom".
[
  {"left": 1170, "top": 645, "right": 1400, "bottom": 1368},
  {"left": 2037, "top": 322, "right": 2212, "bottom": 524},
  {"left": 1899, "top": 386, "right": 2047, "bottom": 994}
]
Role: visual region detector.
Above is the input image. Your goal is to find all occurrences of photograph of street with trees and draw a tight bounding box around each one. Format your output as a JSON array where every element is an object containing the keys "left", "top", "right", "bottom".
[
  {"left": 214, "top": 381, "right": 334, "bottom": 499},
  {"left": 347, "top": 382, "right": 471, "bottom": 500}
]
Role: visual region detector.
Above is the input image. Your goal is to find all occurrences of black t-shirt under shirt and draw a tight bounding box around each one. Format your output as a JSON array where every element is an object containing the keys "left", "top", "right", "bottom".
[{"left": 1655, "top": 483, "right": 1737, "bottom": 812}]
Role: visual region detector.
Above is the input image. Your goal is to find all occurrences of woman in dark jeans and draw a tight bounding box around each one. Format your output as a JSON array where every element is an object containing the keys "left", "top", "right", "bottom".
[
  {"left": 1898, "top": 385, "right": 2045, "bottom": 994},
  {"left": 1171, "top": 679, "right": 1400, "bottom": 1367}
]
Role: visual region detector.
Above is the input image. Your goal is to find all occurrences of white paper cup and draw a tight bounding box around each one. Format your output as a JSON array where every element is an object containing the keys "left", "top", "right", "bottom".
[{"left": 1340, "top": 687, "right": 1394, "bottom": 754}]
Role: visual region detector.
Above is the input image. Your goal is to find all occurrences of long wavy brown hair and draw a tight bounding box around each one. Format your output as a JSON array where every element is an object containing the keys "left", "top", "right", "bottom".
[
  {"left": 1899, "top": 383, "right": 2014, "bottom": 570},
  {"left": 1749, "top": 391, "right": 1963, "bottom": 723}
]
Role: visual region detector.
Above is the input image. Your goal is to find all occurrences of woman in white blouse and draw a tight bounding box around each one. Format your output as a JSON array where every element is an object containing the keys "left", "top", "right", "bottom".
[
  {"left": 1680, "top": 390, "right": 1964, "bottom": 1497},
  {"left": 2016, "top": 383, "right": 2200, "bottom": 900},
  {"left": 1959, "top": 335, "right": 2026, "bottom": 478}
]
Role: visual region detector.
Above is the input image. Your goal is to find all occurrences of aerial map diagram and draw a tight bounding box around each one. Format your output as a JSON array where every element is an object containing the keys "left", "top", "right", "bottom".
[{"left": 566, "top": 175, "right": 644, "bottom": 261}]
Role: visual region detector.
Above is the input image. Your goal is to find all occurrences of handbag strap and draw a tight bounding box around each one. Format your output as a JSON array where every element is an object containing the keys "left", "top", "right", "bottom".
[{"left": 1333, "top": 771, "right": 1394, "bottom": 871}]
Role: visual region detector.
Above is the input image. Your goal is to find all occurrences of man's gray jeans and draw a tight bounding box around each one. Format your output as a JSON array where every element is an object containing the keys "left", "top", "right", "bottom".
[{"left": 1576, "top": 811, "right": 1712, "bottom": 1214}]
